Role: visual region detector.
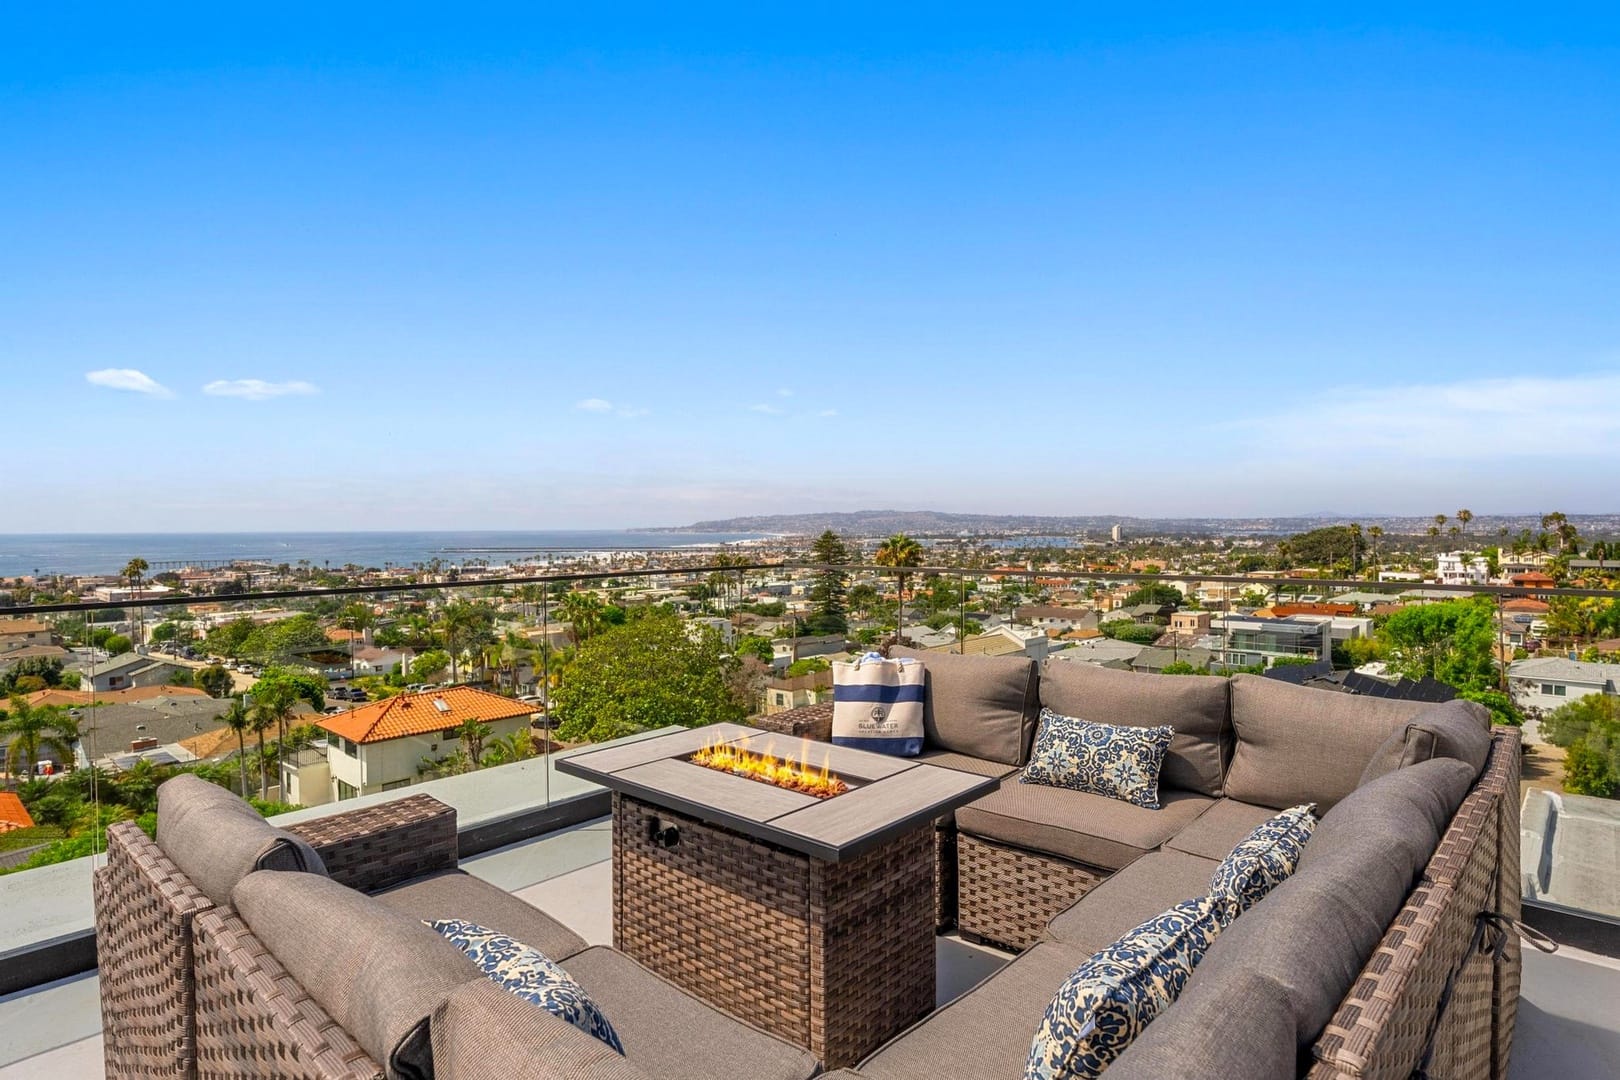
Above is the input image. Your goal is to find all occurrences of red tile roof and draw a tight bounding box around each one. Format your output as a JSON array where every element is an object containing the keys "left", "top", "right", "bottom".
[
  {"left": 0, "top": 792, "right": 35, "bottom": 832},
  {"left": 317, "top": 687, "right": 534, "bottom": 744}
]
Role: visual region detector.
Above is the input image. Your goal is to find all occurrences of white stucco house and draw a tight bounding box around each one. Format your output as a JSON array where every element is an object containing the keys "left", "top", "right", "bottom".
[{"left": 1507, "top": 657, "right": 1620, "bottom": 714}]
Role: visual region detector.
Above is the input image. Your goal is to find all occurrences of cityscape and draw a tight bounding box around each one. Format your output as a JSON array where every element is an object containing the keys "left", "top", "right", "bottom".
[{"left": 5, "top": 7, "right": 1620, "bottom": 1080}]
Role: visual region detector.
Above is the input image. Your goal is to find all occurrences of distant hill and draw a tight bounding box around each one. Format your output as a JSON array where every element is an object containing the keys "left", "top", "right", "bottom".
[{"left": 650, "top": 509, "right": 1620, "bottom": 539}]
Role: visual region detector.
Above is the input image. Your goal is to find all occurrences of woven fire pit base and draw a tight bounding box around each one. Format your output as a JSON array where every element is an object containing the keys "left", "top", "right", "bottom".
[{"left": 613, "top": 793, "right": 935, "bottom": 1069}]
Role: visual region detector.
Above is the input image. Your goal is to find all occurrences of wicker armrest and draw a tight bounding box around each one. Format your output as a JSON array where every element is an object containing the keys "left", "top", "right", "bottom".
[
  {"left": 96, "top": 821, "right": 214, "bottom": 1080},
  {"left": 283, "top": 794, "right": 457, "bottom": 895},
  {"left": 194, "top": 909, "right": 383, "bottom": 1080},
  {"left": 752, "top": 702, "right": 833, "bottom": 742}
]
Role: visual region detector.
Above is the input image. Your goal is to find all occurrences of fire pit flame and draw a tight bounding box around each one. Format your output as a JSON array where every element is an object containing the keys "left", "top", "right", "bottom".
[{"left": 690, "top": 737, "right": 850, "bottom": 799}]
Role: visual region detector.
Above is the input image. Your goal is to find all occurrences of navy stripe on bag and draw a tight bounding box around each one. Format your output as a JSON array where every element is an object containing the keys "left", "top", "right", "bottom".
[{"left": 832, "top": 683, "right": 925, "bottom": 704}]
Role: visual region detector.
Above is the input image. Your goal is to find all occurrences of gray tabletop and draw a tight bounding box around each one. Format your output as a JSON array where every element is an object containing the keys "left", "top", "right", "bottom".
[{"left": 555, "top": 723, "right": 998, "bottom": 862}]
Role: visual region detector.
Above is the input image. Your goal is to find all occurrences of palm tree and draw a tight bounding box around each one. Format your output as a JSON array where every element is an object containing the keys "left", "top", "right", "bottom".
[
  {"left": 0, "top": 695, "right": 80, "bottom": 787},
  {"left": 1456, "top": 509, "right": 1473, "bottom": 540},
  {"left": 873, "top": 534, "right": 924, "bottom": 644},
  {"left": 249, "top": 684, "right": 297, "bottom": 800},
  {"left": 558, "top": 591, "right": 606, "bottom": 645},
  {"left": 458, "top": 720, "right": 492, "bottom": 765},
  {"left": 222, "top": 698, "right": 253, "bottom": 796},
  {"left": 122, "top": 557, "right": 149, "bottom": 645},
  {"left": 1367, "top": 526, "right": 1384, "bottom": 575}
]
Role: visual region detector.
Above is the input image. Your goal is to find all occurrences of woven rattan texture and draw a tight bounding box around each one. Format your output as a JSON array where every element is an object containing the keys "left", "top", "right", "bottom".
[
  {"left": 1307, "top": 729, "right": 1516, "bottom": 1079},
  {"left": 756, "top": 703, "right": 958, "bottom": 932},
  {"left": 96, "top": 822, "right": 213, "bottom": 1080},
  {"left": 613, "top": 794, "right": 933, "bottom": 1069},
  {"left": 193, "top": 909, "right": 383, "bottom": 1080},
  {"left": 1488, "top": 729, "right": 1523, "bottom": 1080},
  {"left": 752, "top": 702, "right": 834, "bottom": 742},
  {"left": 285, "top": 794, "right": 457, "bottom": 894},
  {"left": 954, "top": 832, "right": 1108, "bottom": 952}
]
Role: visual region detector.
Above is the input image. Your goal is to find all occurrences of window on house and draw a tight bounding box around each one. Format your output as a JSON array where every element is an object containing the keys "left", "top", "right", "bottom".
[
  {"left": 382, "top": 778, "right": 411, "bottom": 791},
  {"left": 1540, "top": 683, "right": 1566, "bottom": 696},
  {"left": 336, "top": 780, "right": 358, "bottom": 801}
]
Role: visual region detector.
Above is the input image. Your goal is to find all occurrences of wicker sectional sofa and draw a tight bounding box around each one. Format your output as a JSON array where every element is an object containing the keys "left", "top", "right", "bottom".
[
  {"left": 95, "top": 777, "right": 819, "bottom": 1080},
  {"left": 94, "top": 657, "right": 1522, "bottom": 1080},
  {"left": 760, "top": 659, "right": 1523, "bottom": 1080}
]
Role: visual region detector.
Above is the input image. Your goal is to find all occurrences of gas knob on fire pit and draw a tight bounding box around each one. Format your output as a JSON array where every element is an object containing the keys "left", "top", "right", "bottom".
[{"left": 650, "top": 819, "right": 681, "bottom": 849}]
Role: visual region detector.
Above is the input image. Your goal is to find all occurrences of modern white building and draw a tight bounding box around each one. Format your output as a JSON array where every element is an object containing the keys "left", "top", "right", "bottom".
[
  {"left": 311, "top": 687, "right": 535, "bottom": 802},
  {"left": 1506, "top": 657, "right": 1620, "bottom": 713},
  {"left": 1436, "top": 552, "right": 1489, "bottom": 586}
]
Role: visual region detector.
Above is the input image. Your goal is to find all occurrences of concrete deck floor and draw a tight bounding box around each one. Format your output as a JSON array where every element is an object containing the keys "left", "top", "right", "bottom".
[{"left": 3, "top": 818, "right": 1616, "bottom": 1078}]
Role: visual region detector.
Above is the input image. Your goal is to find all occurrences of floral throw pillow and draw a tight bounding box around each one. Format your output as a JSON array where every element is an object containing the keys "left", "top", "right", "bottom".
[
  {"left": 1208, "top": 804, "right": 1318, "bottom": 919},
  {"left": 1025, "top": 895, "right": 1227, "bottom": 1080},
  {"left": 1021, "top": 709, "right": 1175, "bottom": 809},
  {"left": 426, "top": 919, "right": 623, "bottom": 1053}
]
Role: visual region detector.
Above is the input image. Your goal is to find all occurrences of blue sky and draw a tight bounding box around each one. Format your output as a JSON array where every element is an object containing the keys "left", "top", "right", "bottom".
[{"left": 4, "top": 6, "right": 1618, "bottom": 531}]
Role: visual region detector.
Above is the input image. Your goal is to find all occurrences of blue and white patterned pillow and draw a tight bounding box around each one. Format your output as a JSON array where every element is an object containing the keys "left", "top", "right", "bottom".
[
  {"left": 426, "top": 919, "right": 623, "bottom": 1053},
  {"left": 1208, "top": 804, "right": 1317, "bottom": 919},
  {"left": 1025, "top": 895, "right": 1227, "bottom": 1080},
  {"left": 1020, "top": 709, "right": 1175, "bottom": 809}
]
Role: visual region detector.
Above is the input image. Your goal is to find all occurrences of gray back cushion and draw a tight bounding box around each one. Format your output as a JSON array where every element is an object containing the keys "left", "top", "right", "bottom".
[
  {"left": 1358, "top": 699, "right": 1493, "bottom": 787},
  {"left": 889, "top": 647, "right": 1039, "bottom": 766},
  {"left": 1111, "top": 757, "right": 1477, "bottom": 1074},
  {"left": 1226, "top": 675, "right": 1435, "bottom": 810},
  {"left": 155, "top": 774, "right": 325, "bottom": 908},
  {"left": 233, "top": 870, "right": 480, "bottom": 1080},
  {"left": 1037, "top": 661, "right": 1230, "bottom": 796}
]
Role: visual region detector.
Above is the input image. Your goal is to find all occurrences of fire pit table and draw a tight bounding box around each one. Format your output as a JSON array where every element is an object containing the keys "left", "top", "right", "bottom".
[{"left": 556, "top": 723, "right": 998, "bottom": 1068}]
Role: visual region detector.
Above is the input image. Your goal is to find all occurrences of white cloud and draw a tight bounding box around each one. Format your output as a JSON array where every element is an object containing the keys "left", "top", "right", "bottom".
[
  {"left": 1225, "top": 372, "right": 1620, "bottom": 460},
  {"left": 575, "top": 398, "right": 647, "bottom": 418},
  {"left": 85, "top": 368, "right": 173, "bottom": 397},
  {"left": 818, "top": 409, "right": 839, "bottom": 418},
  {"left": 777, "top": 388, "right": 794, "bottom": 398},
  {"left": 203, "top": 379, "right": 319, "bottom": 400},
  {"left": 748, "top": 403, "right": 784, "bottom": 415}
]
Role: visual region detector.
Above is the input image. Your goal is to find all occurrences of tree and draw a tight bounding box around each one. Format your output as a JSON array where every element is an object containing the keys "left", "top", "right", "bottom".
[
  {"left": 102, "top": 633, "right": 133, "bottom": 656},
  {"left": 1456, "top": 509, "right": 1473, "bottom": 538},
  {"left": 0, "top": 695, "right": 79, "bottom": 787},
  {"left": 1540, "top": 694, "right": 1620, "bottom": 799},
  {"left": 1367, "top": 525, "right": 1384, "bottom": 573},
  {"left": 846, "top": 583, "right": 881, "bottom": 621},
  {"left": 734, "top": 634, "right": 775, "bottom": 664},
  {"left": 195, "top": 664, "right": 234, "bottom": 699},
  {"left": 552, "top": 611, "right": 747, "bottom": 744},
  {"left": 1121, "top": 583, "right": 1183, "bottom": 609},
  {"left": 558, "top": 592, "right": 607, "bottom": 646},
  {"left": 410, "top": 650, "right": 452, "bottom": 684},
  {"left": 873, "top": 534, "right": 924, "bottom": 642},
  {"left": 457, "top": 720, "right": 493, "bottom": 764},
  {"left": 1100, "top": 621, "right": 1162, "bottom": 644},
  {"left": 250, "top": 666, "right": 326, "bottom": 799},
  {"left": 122, "top": 557, "right": 150, "bottom": 645},
  {"left": 786, "top": 657, "right": 831, "bottom": 678},
  {"left": 222, "top": 699, "right": 253, "bottom": 796},
  {"left": 1377, "top": 597, "right": 1497, "bottom": 692},
  {"left": 0, "top": 656, "right": 67, "bottom": 695},
  {"left": 805, "top": 530, "right": 851, "bottom": 635},
  {"left": 1282, "top": 526, "right": 1366, "bottom": 571}
]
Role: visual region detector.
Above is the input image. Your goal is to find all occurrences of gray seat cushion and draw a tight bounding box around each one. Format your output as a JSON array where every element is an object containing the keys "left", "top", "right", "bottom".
[
  {"left": 955, "top": 782, "right": 1214, "bottom": 871},
  {"left": 233, "top": 869, "right": 480, "bottom": 1080},
  {"left": 155, "top": 773, "right": 325, "bottom": 908},
  {"left": 858, "top": 940, "right": 1090, "bottom": 1080},
  {"left": 433, "top": 978, "right": 654, "bottom": 1080},
  {"left": 375, "top": 869, "right": 590, "bottom": 962},
  {"left": 913, "top": 748, "right": 1020, "bottom": 779},
  {"left": 1358, "top": 698, "right": 1493, "bottom": 787},
  {"left": 1226, "top": 674, "right": 1439, "bottom": 811},
  {"left": 1044, "top": 849, "right": 1221, "bottom": 954},
  {"left": 565, "top": 946, "right": 819, "bottom": 1080},
  {"left": 891, "top": 648, "right": 1040, "bottom": 766},
  {"left": 1109, "top": 757, "right": 1479, "bottom": 1076},
  {"left": 1163, "top": 797, "right": 1282, "bottom": 861},
  {"left": 1037, "top": 661, "right": 1230, "bottom": 797}
]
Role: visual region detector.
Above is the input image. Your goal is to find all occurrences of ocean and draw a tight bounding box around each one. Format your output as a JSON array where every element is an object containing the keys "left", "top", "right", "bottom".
[{"left": 0, "top": 531, "right": 770, "bottom": 578}]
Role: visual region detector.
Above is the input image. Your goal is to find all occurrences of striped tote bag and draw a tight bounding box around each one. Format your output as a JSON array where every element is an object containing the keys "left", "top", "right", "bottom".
[{"left": 831, "top": 653, "right": 926, "bottom": 756}]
